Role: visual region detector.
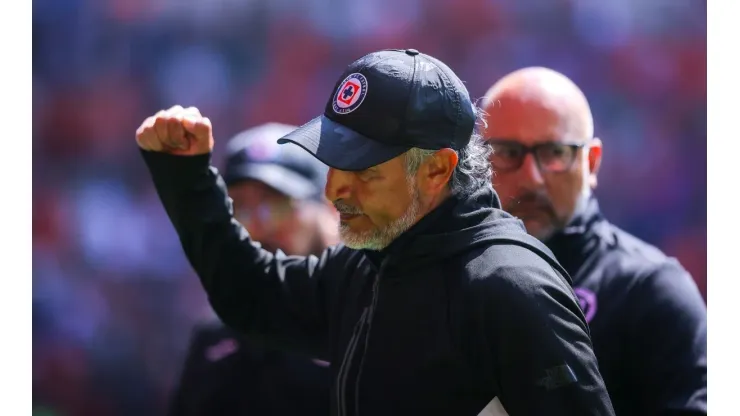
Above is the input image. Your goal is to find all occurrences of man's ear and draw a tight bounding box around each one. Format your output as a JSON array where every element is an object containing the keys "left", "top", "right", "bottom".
[
  {"left": 419, "top": 148, "right": 458, "bottom": 194},
  {"left": 587, "top": 138, "right": 603, "bottom": 189}
]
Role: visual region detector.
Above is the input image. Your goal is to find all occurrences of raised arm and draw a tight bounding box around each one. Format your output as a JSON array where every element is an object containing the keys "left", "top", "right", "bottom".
[{"left": 137, "top": 106, "right": 348, "bottom": 358}]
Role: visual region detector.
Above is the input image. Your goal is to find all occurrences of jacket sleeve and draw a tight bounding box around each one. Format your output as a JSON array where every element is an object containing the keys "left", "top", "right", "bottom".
[
  {"left": 476, "top": 260, "right": 615, "bottom": 415},
  {"left": 141, "top": 150, "right": 346, "bottom": 358},
  {"left": 624, "top": 262, "right": 707, "bottom": 415}
]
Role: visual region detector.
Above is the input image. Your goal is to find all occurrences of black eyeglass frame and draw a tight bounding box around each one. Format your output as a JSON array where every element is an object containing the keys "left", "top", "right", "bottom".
[{"left": 487, "top": 139, "right": 591, "bottom": 173}]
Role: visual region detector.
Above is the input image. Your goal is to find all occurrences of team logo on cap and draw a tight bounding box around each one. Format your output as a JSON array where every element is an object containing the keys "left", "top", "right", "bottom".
[{"left": 333, "top": 73, "right": 368, "bottom": 115}]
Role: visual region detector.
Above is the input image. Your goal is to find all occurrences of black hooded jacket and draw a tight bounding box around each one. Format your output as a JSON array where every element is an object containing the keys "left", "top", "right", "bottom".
[
  {"left": 142, "top": 150, "right": 615, "bottom": 416},
  {"left": 545, "top": 197, "right": 707, "bottom": 416}
]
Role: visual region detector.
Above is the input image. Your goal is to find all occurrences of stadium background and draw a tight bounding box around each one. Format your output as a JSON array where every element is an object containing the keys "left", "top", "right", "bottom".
[{"left": 32, "top": 0, "right": 706, "bottom": 414}]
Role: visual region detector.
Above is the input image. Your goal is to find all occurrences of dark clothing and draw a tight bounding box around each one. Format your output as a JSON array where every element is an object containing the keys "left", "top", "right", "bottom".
[
  {"left": 168, "top": 321, "right": 331, "bottom": 416},
  {"left": 143, "top": 150, "right": 615, "bottom": 416},
  {"left": 546, "top": 197, "right": 707, "bottom": 416}
]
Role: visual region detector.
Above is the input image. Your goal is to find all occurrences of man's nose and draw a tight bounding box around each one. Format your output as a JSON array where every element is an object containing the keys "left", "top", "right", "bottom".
[
  {"left": 517, "top": 154, "right": 545, "bottom": 188},
  {"left": 324, "top": 168, "right": 352, "bottom": 202}
]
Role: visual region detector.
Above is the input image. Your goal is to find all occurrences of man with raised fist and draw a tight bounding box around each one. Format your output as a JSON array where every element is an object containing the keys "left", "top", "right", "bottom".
[{"left": 137, "top": 49, "right": 615, "bottom": 415}]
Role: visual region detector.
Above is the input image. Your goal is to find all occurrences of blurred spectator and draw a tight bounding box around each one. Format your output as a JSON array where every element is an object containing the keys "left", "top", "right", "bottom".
[{"left": 168, "top": 123, "right": 336, "bottom": 416}]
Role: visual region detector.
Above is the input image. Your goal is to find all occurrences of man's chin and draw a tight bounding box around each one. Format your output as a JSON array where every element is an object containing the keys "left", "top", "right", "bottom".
[
  {"left": 339, "top": 228, "right": 386, "bottom": 251},
  {"left": 520, "top": 218, "right": 556, "bottom": 241}
]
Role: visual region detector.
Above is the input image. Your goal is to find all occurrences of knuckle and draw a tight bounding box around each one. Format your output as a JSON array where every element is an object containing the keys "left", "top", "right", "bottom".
[{"left": 137, "top": 122, "right": 153, "bottom": 137}]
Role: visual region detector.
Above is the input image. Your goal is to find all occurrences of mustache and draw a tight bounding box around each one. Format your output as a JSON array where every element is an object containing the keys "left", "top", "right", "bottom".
[
  {"left": 333, "top": 200, "right": 364, "bottom": 215},
  {"left": 506, "top": 192, "right": 556, "bottom": 215}
]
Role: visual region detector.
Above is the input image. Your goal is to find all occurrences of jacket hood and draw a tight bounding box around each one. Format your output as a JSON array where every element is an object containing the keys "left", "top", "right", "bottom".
[{"left": 364, "top": 184, "right": 545, "bottom": 269}]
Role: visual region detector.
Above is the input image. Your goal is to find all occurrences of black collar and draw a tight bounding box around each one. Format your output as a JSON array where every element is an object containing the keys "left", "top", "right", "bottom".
[
  {"left": 362, "top": 185, "right": 516, "bottom": 271},
  {"left": 544, "top": 195, "right": 609, "bottom": 278}
]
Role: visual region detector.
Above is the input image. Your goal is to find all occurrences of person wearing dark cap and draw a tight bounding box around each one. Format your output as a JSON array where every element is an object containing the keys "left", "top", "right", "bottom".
[
  {"left": 168, "top": 123, "right": 336, "bottom": 416},
  {"left": 220, "top": 122, "right": 338, "bottom": 255},
  {"left": 137, "top": 49, "right": 615, "bottom": 415}
]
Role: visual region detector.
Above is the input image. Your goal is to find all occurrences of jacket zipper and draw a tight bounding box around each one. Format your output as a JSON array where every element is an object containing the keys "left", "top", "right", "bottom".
[
  {"left": 353, "top": 274, "right": 381, "bottom": 416},
  {"left": 336, "top": 307, "right": 368, "bottom": 416},
  {"left": 336, "top": 263, "right": 386, "bottom": 416}
]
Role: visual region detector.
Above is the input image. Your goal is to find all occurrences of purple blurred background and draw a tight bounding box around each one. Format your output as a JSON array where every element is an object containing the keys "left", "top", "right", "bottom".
[{"left": 32, "top": 0, "right": 706, "bottom": 414}]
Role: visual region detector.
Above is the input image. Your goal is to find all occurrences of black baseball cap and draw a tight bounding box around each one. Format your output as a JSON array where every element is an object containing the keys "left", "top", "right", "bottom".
[
  {"left": 277, "top": 49, "right": 477, "bottom": 171},
  {"left": 223, "top": 123, "right": 328, "bottom": 201}
]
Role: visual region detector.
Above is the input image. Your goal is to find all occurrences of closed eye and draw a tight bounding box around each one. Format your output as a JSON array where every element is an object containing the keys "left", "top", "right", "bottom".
[{"left": 356, "top": 168, "right": 379, "bottom": 181}]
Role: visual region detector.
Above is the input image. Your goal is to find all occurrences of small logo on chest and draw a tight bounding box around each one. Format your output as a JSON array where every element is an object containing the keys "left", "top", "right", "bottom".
[{"left": 574, "top": 287, "right": 598, "bottom": 323}]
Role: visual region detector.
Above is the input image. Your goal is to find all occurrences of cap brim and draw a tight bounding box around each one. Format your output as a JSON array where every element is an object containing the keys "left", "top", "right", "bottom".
[
  {"left": 224, "top": 164, "right": 319, "bottom": 200},
  {"left": 276, "top": 116, "right": 411, "bottom": 171}
]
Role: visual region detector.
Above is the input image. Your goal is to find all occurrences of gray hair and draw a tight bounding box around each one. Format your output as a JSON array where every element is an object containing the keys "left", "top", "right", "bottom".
[{"left": 404, "top": 107, "right": 493, "bottom": 195}]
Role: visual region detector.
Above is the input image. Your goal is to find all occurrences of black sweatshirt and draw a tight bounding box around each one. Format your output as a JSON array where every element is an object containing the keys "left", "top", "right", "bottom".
[
  {"left": 545, "top": 197, "right": 707, "bottom": 416},
  {"left": 143, "top": 150, "right": 615, "bottom": 416}
]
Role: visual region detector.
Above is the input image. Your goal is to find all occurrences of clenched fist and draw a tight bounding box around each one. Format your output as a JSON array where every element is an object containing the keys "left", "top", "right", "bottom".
[{"left": 136, "top": 105, "right": 214, "bottom": 156}]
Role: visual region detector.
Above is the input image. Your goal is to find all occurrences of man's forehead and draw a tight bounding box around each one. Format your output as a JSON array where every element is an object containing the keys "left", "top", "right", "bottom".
[
  {"left": 482, "top": 69, "right": 593, "bottom": 143},
  {"left": 484, "top": 95, "right": 574, "bottom": 144}
]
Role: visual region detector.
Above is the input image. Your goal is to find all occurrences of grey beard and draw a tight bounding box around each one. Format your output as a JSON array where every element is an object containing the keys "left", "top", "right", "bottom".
[{"left": 339, "top": 178, "right": 421, "bottom": 251}]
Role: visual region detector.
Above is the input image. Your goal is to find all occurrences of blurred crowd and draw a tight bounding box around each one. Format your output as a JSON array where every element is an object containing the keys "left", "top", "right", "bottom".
[{"left": 32, "top": 0, "right": 706, "bottom": 415}]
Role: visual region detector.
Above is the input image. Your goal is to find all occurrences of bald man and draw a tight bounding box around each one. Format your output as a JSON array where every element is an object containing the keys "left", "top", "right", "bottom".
[{"left": 481, "top": 67, "right": 707, "bottom": 416}]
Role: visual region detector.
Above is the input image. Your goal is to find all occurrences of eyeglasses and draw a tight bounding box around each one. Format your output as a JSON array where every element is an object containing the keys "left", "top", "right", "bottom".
[{"left": 487, "top": 139, "right": 589, "bottom": 173}]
